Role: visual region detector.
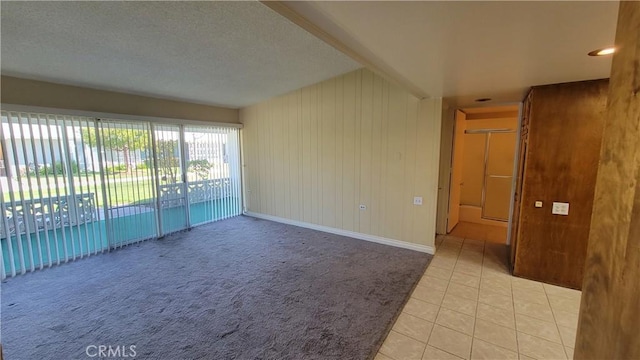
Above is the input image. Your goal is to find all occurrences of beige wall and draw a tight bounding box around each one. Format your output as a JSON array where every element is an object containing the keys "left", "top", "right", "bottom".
[
  {"left": 436, "top": 104, "right": 455, "bottom": 234},
  {"left": 241, "top": 69, "right": 442, "bottom": 251},
  {"left": 1, "top": 76, "right": 238, "bottom": 123}
]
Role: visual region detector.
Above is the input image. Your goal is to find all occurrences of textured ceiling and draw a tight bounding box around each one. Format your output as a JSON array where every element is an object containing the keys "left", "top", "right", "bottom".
[
  {"left": 285, "top": 1, "right": 619, "bottom": 107},
  {"left": 0, "top": 1, "right": 360, "bottom": 108}
]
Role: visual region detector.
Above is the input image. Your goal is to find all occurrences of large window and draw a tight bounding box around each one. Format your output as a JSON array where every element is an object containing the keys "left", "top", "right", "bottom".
[{"left": 0, "top": 111, "right": 242, "bottom": 278}]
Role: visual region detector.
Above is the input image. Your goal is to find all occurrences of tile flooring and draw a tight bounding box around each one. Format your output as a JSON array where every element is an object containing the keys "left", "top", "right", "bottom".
[
  {"left": 376, "top": 235, "right": 581, "bottom": 360},
  {"left": 449, "top": 222, "right": 508, "bottom": 244}
]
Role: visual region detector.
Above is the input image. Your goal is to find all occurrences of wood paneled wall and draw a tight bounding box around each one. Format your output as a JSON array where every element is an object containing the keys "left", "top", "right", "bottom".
[
  {"left": 240, "top": 69, "right": 442, "bottom": 250},
  {"left": 576, "top": 1, "right": 640, "bottom": 357},
  {"left": 513, "top": 79, "right": 609, "bottom": 289}
]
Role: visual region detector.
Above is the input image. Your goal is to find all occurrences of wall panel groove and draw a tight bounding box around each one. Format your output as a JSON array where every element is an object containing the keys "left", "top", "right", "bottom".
[{"left": 240, "top": 69, "right": 442, "bottom": 248}]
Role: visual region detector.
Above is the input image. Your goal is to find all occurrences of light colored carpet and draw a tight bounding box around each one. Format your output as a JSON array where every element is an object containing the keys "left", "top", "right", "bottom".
[{"left": 1, "top": 216, "right": 431, "bottom": 359}]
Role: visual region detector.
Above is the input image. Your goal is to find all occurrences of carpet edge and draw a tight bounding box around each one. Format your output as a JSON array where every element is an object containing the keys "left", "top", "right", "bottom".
[
  {"left": 366, "top": 256, "right": 432, "bottom": 360},
  {"left": 243, "top": 212, "right": 436, "bottom": 255}
]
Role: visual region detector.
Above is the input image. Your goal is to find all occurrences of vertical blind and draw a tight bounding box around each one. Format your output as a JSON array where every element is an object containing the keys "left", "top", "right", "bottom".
[{"left": 0, "top": 111, "right": 242, "bottom": 279}]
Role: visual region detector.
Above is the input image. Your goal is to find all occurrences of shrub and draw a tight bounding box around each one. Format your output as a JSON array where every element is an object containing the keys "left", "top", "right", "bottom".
[
  {"left": 188, "top": 159, "right": 212, "bottom": 180},
  {"left": 26, "top": 161, "right": 79, "bottom": 176}
]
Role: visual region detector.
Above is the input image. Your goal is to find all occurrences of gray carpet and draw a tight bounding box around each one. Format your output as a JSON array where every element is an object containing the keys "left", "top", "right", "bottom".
[{"left": 1, "top": 216, "right": 431, "bottom": 360}]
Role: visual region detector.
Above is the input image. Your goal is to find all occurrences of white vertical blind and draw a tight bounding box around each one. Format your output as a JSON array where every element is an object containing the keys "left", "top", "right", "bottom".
[
  {"left": 1, "top": 111, "right": 242, "bottom": 279},
  {"left": 184, "top": 125, "right": 242, "bottom": 226},
  {"left": 98, "top": 119, "right": 158, "bottom": 248},
  {"left": 153, "top": 124, "right": 187, "bottom": 235},
  {"left": 1, "top": 112, "right": 104, "bottom": 277}
]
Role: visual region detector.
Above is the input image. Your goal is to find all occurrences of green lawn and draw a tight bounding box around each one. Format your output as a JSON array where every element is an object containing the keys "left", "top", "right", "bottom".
[
  {"left": 2, "top": 177, "right": 155, "bottom": 207},
  {"left": 2, "top": 167, "right": 228, "bottom": 208}
]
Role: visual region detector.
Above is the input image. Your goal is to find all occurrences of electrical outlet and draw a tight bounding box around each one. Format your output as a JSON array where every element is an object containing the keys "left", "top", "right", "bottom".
[
  {"left": 359, "top": 204, "right": 367, "bottom": 210},
  {"left": 535, "top": 201, "right": 543, "bottom": 208},
  {"left": 552, "top": 202, "right": 569, "bottom": 215},
  {"left": 413, "top": 197, "right": 423, "bottom": 205}
]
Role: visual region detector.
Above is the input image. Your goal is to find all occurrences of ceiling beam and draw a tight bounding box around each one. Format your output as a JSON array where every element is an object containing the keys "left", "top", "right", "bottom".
[{"left": 262, "top": 1, "right": 429, "bottom": 100}]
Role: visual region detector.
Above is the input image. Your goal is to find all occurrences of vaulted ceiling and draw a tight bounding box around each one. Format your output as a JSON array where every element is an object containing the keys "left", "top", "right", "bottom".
[
  {"left": 0, "top": 1, "right": 359, "bottom": 108},
  {"left": 1, "top": 1, "right": 619, "bottom": 109}
]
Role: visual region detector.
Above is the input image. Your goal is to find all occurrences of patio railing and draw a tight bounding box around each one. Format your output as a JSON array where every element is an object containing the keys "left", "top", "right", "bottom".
[
  {"left": 1, "top": 193, "right": 97, "bottom": 239},
  {"left": 158, "top": 178, "right": 232, "bottom": 209}
]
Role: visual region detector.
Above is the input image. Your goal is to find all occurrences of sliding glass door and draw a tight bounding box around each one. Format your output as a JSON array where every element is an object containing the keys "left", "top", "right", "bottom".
[
  {"left": 185, "top": 126, "right": 242, "bottom": 226},
  {"left": 0, "top": 113, "right": 106, "bottom": 277},
  {"left": 153, "top": 124, "right": 188, "bottom": 235},
  {"left": 1, "top": 110, "right": 242, "bottom": 279},
  {"left": 98, "top": 120, "right": 158, "bottom": 248}
]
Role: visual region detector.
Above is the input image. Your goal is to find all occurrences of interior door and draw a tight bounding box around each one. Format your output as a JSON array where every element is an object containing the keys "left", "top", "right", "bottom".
[{"left": 447, "top": 110, "right": 466, "bottom": 233}]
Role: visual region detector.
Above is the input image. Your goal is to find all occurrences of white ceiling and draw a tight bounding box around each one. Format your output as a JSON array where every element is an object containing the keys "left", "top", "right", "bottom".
[
  {"left": 0, "top": 1, "right": 360, "bottom": 108},
  {"left": 1, "top": 1, "right": 620, "bottom": 110},
  {"left": 285, "top": 1, "right": 619, "bottom": 107}
]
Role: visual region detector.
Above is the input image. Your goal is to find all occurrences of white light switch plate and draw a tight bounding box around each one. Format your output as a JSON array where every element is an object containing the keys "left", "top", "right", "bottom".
[
  {"left": 413, "top": 197, "right": 423, "bottom": 205},
  {"left": 552, "top": 202, "right": 569, "bottom": 215},
  {"left": 535, "top": 201, "right": 543, "bottom": 208}
]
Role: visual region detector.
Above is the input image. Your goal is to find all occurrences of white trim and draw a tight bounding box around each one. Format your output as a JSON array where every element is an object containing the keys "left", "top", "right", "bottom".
[
  {"left": 0, "top": 103, "right": 243, "bottom": 129},
  {"left": 244, "top": 211, "right": 435, "bottom": 255}
]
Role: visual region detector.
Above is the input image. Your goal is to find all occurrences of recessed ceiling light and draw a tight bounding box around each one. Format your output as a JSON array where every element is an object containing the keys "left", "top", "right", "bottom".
[
  {"left": 588, "top": 47, "right": 615, "bottom": 56},
  {"left": 475, "top": 98, "right": 492, "bottom": 102}
]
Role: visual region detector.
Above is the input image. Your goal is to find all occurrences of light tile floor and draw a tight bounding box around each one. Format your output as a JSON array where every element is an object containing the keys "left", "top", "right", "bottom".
[
  {"left": 377, "top": 235, "right": 581, "bottom": 360},
  {"left": 449, "top": 222, "right": 508, "bottom": 244}
]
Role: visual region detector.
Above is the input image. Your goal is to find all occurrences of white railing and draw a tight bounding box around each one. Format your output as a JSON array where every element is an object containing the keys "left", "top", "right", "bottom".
[
  {"left": 1, "top": 193, "right": 97, "bottom": 239},
  {"left": 158, "top": 178, "right": 231, "bottom": 209}
]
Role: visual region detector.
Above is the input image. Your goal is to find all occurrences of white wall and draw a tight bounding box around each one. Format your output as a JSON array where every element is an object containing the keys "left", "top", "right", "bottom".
[{"left": 240, "top": 69, "right": 442, "bottom": 252}]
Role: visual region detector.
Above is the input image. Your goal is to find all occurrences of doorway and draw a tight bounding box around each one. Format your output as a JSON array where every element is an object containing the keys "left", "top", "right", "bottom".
[{"left": 446, "top": 105, "right": 520, "bottom": 244}]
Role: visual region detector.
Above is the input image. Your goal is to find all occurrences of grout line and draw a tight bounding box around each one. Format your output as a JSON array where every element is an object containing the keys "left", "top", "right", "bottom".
[
  {"left": 475, "top": 242, "right": 523, "bottom": 357},
  {"left": 420, "top": 235, "right": 450, "bottom": 360},
  {"left": 420, "top": 237, "right": 463, "bottom": 359},
  {"left": 544, "top": 283, "right": 573, "bottom": 359},
  {"left": 427, "top": 342, "right": 467, "bottom": 360},
  {"left": 506, "top": 243, "right": 521, "bottom": 358},
  {"left": 377, "top": 330, "right": 401, "bottom": 360},
  {"left": 470, "top": 239, "right": 485, "bottom": 359},
  {"left": 390, "top": 313, "right": 433, "bottom": 345}
]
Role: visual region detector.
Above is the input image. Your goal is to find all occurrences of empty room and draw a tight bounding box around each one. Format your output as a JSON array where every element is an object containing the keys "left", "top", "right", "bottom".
[{"left": 1, "top": 1, "right": 638, "bottom": 360}]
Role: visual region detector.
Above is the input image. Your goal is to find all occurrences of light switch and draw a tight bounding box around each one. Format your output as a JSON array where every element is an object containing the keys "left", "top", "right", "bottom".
[
  {"left": 413, "top": 197, "right": 423, "bottom": 205},
  {"left": 552, "top": 202, "right": 569, "bottom": 215},
  {"left": 535, "top": 201, "right": 543, "bottom": 208}
]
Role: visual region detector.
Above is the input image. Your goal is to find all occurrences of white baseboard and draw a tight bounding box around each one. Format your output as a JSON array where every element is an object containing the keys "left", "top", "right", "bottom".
[{"left": 243, "top": 211, "right": 435, "bottom": 255}]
